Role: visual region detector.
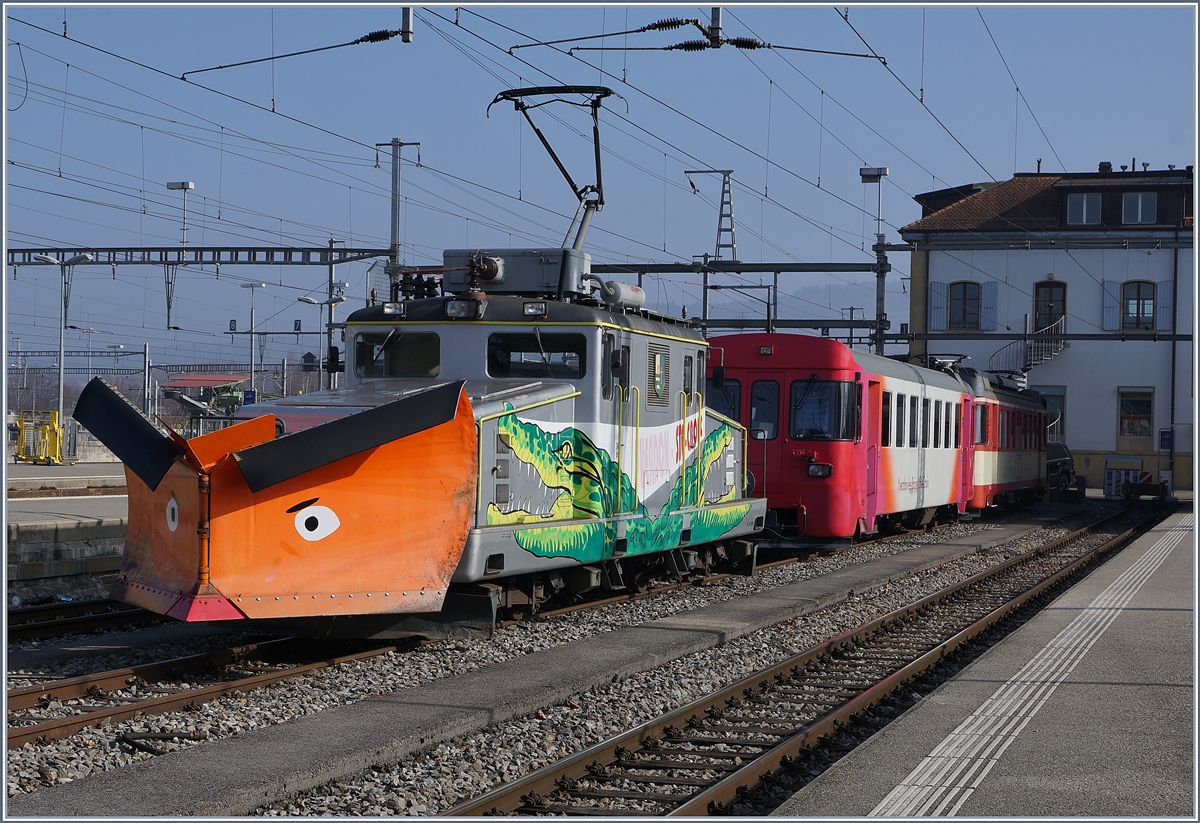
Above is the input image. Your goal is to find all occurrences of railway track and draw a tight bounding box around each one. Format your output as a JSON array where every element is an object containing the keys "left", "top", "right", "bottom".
[
  {"left": 6, "top": 638, "right": 404, "bottom": 748},
  {"left": 7, "top": 599, "right": 160, "bottom": 643},
  {"left": 442, "top": 507, "right": 1165, "bottom": 816}
]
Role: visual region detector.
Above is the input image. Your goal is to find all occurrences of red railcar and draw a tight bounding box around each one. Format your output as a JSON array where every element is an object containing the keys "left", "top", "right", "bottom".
[{"left": 706, "top": 333, "right": 1045, "bottom": 541}]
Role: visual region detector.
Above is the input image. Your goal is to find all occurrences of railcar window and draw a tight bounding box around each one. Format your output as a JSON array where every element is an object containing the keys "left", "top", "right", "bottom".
[
  {"left": 487, "top": 333, "right": 586, "bottom": 379},
  {"left": 976, "top": 405, "right": 988, "bottom": 445},
  {"left": 955, "top": 403, "right": 962, "bottom": 448},
  {"left": 933, "top": 401, "right": 941, "bottom": 448},
  {"left": 789, "top": 380, "right": 856, "bottom": 441},
  {"left": 921, "top": 399, "right": 931, "bottom": 448},
  {"left": 944, "top": 403, "right": 952, "bottom": 448},
  {"left": 895, "top": 393, "right": 906, "bottom": 447},
  {"left": 881, "top": 391, "right": 892, "bottom": 448},
  {"left": 909, "top": 396, "right": 919, "bottom": 448},
  {"left": 706, "top": 377, "right": 741, "bottom": 422},
  {"left": 751, "top": 381, "right": 780, "bottom": 440},
  {"left": 354, "top": 331, "right": 440, "bottom": 378}
]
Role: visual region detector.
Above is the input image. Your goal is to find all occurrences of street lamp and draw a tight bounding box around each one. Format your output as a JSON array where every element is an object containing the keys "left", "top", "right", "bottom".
[
  {"left": 298, "top": 294, "right": 345, "bottom": 390},
  {"left": 240, "top": 283, "right": 268, "bottom": 393},
  {"left": 67, "top": 326, "right": 113, "bottom": 377},
  {"left": 166, "top": 182, "right": 195, "bottom": 247},
  {"left": 33, "top": 252, "right": 93, "bottom": 425}
]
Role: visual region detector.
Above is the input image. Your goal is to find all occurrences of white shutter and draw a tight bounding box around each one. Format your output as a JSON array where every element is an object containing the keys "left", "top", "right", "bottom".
[
  {"left": 929, "top": 281, "right": 947, "bottom": 331},
  {"left": 1156, "top": 279, "right": 1173, "bottom": 331},
  {"left": 980, "top": 281, "right": 998, "bottom": 331},
  {"left": 1102, "top": 280, "right": 1120, "bottom": 331}
]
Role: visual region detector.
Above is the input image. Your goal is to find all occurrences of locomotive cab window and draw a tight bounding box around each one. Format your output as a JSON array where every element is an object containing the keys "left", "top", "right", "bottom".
[
  {"left": 488, "top": 333, "right": 586, "bottom": 379},
  {"left": 790, "top": 379, "right": 856, "bottom": 441},
  {"left": 355, "top": 331, "right": 440, "bottom": 378},
  {"left": 707, "top": 376, "right": 741, "bottom": 422}
]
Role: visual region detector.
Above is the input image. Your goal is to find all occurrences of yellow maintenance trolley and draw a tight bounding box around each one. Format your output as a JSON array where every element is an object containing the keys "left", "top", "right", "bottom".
[{"left": 13, "top": 411, "right": 77, "bottom": 465}]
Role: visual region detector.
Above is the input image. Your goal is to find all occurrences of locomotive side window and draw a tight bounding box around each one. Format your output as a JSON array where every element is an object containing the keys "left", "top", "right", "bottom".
[
  {"left": 933, "top": 401, "right": 942, "bottom": 448},
  {"left": 488, "top": 333, "right": 586, "bottom": 379},
  {"left": 354, "top": 331, "right": 440, "bottom": 378},
  {"left": 921, "top": 399, "right": 931, "bottom": 448},
  {"left": 881, "top": 391, "right": 892, "bottom": 448},
  {"left": 976, "top": 405, "right": 988, "bottom": 444},
  {"left": 683, "top": 355, "right": 694, "bottom": 395},
  {"left": 895, "top": 393, "right": 906, "bottom": 447},
  {"left": 909, "top": 396, "right": 919, "bottom": 447},
  {"left": 601, "top": 334, "right": 614, "bottom": 400},
  {"left": 750, "top": 381, "right": 780, "bottom": 440},
  {"left": 706, "top": 377, "right": 741, "bottom": 422},
  {"left": 790, "top": 380, "right": 856, "bottom": 441}
]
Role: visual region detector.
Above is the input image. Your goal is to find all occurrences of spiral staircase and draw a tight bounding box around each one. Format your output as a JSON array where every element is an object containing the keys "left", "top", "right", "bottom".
[{"left": 987, "top": 316, "right": 1067, "bottom": 387}]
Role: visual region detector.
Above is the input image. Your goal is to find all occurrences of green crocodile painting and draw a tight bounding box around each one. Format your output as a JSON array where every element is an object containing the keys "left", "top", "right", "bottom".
[{"left": 486, "top": 409, "right": 752, "bottom": 562}]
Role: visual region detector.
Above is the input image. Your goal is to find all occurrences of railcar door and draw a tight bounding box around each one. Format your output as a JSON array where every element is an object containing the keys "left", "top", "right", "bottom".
[
  {"left": 959, "top": 396, "right": 974, "bottom": 511},
  {"left": 865, "top": 380, "right": 881, "bottom": 528},
  {"left": 747, "top": 374, "right": 783, "bottom": 500}
]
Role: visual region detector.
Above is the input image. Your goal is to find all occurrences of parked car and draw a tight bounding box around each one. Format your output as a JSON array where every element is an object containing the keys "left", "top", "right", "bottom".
[{"left": 1046, "top": 441, "right": 1075, "bottom": 489}]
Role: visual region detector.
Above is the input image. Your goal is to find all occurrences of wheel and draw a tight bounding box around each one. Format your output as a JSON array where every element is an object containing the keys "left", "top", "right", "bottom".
[{"left": 1057, "top": 473, "right": 1071, "bottom": 490}]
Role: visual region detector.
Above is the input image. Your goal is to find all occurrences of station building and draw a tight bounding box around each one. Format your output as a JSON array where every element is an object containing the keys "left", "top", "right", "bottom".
[{"left": 902, "top": 164, "right": 1193, "bottom": 491}]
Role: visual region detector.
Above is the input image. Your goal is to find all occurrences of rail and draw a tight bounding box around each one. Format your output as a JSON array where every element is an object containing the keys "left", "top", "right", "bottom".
[{"left": 441, "top": 507, "right": 1162, "bottom": 816}]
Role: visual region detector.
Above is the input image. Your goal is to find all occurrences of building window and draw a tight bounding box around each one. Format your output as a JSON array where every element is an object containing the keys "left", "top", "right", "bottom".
[
  {"left": 1122, "top": 192, "right": 1157, "bottom": 224},
  {"left": 1067, "top": 192, "right": 1101, "bottom": 225},
  {"left": 1119, "top": 390, "right": 1152, "bottom": 437},
  {"left": 948, "top": 282, "right": 981, "bottom": 329},
  {"left": 1033, "top": 386, "right": 1065, "bottom": 442},
  {"left": 1034, "top": 281, "right": 1066, "bottom": 332},
  {"left": 1121, "top": 281, "right": 1155, "bottom": 330}
]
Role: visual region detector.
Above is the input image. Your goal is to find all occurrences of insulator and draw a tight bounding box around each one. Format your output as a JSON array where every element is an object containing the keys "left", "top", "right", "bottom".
[
  {"left": 645, "top": 17, "right": 689, "bottom": 31},
  {"left": 354, "top": 29, "right": 396, "bottom": 44},
  {"left": 727, "top": 36, "right": 768, "bottom": 50},
  {"left": 667, "top": 39, "right": 711, "bottom": 52}
]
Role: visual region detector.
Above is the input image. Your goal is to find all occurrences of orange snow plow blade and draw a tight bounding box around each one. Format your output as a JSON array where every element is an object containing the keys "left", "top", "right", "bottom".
[{"left": 74, "top": 379, "right": 477, "bottom": 622}]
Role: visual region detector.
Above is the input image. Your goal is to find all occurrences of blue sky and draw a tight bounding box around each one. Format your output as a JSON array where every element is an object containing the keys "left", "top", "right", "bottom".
[{"left": 4, "top": 4, "right": 1195, "bottom": 372}]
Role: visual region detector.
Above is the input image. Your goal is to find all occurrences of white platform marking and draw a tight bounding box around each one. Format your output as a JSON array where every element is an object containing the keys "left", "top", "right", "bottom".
[{"left": 870, "top": 513, "right": 1193, "bottom": 817}]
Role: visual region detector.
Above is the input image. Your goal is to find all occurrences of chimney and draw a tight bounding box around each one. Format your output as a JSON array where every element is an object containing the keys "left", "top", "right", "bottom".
[{"left": 1099, "top": 161, "right": 1112, "bottom": 173}]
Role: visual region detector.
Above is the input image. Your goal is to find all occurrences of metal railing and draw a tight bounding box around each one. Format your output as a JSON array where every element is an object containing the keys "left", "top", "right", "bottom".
[{"left": 988, "top": 315, "right": 1067, "bottom": 377}]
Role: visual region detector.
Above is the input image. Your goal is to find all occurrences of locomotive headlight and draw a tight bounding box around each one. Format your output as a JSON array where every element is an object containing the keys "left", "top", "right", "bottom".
[
  {"left": 445, "top": 298, "right": 485, "bottom": 320},
  {"left": 807, "top": 463, "right": 833, "bottom": 478},
  {"left": 382, "top": 302, "right": 405, "bottom": 316}
]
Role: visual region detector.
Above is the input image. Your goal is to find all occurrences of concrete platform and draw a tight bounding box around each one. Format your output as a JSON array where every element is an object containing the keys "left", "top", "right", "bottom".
[
  {"left": 6, "top": 495, "right": 127, "bottom": 585},
  {"left": 6, "top": 513, "right": 1067, "bottom": 817},
  {"left": 774, "top": 507, "right": 1194, "bottom": 818},
  {"left": 7, "top": 462, "right": 126, "bottom": 492}
]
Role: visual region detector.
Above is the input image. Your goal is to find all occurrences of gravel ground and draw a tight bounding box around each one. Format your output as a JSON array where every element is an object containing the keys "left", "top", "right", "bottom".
[{"left": 6, "top": 501, "right": 1115, "bottom": 801}]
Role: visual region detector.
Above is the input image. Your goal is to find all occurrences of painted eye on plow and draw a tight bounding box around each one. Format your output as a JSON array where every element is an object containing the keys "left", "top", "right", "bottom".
[
  {"left": 293, "top": 505, "right": 341, "bottom": 542},
  {"left": 166, "top": 495, "right": 180, "bottom": 532}
]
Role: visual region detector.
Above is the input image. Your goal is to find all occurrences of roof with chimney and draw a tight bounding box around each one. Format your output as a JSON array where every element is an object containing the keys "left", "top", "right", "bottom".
[{"left": 902, "top": 166, "right": 1193, "bottom": 236}]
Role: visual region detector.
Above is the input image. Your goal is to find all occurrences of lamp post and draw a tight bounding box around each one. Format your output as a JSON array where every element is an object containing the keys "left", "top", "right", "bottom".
[
  {"left": 33, "top": 252, "right": 93, "bottom": 424},
  {"left": 240, "top": 283, "right": 268, "bottom": 392},
  {"left": 166, "top": 182, "right": 195, "bottom": 247},
  {"left": 67, "top": 326, "right": 113, "bottom": 377},
  {"left": 298, "top": 294, "right": 345, "bottom": 390}
]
